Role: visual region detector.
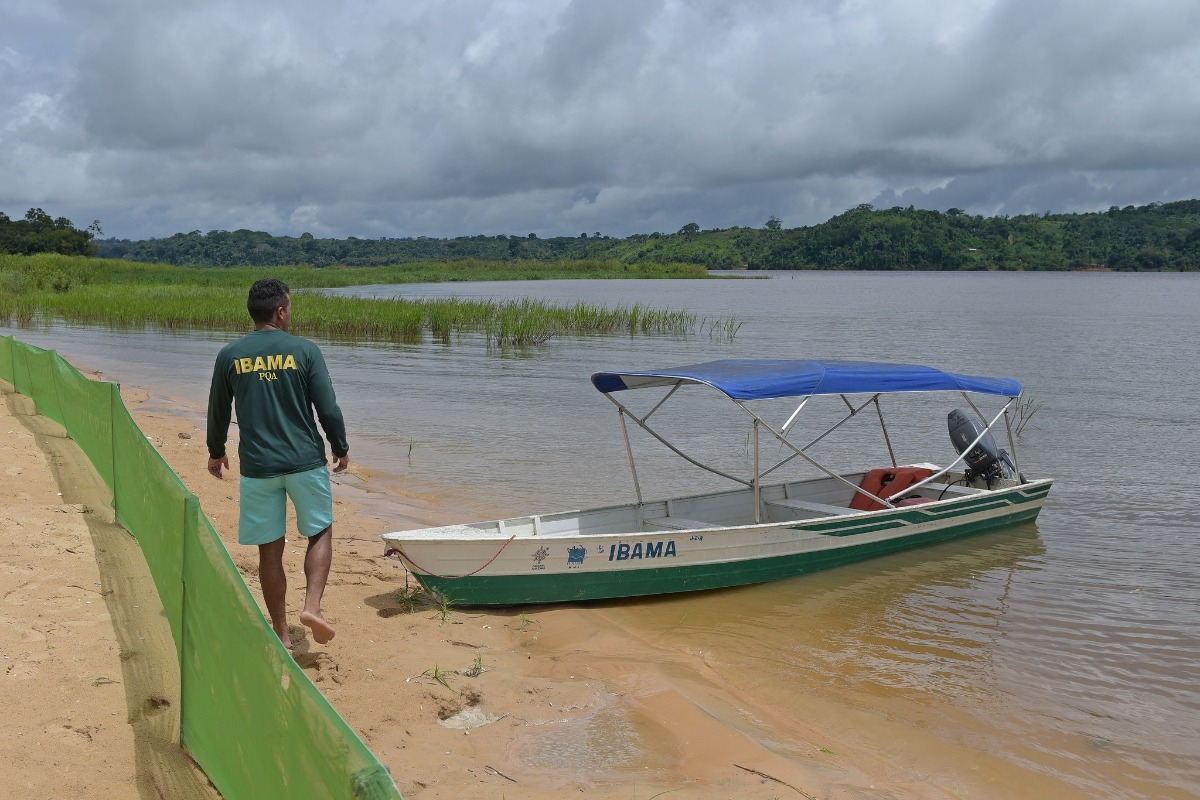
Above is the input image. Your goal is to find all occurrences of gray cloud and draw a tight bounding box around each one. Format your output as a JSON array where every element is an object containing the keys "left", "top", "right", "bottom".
[{"left": 2, "top": 0, "right": 1198, "bottom": 239}]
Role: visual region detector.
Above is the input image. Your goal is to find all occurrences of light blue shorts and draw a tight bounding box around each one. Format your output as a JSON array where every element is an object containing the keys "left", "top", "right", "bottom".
[{"left": 238, "top": 466, "right": 333, "bottom": 546}]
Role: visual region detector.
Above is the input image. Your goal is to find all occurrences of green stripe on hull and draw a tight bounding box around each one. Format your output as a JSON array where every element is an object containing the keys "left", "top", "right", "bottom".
[
  {"left": 415, "top": 503, "right": 1044, "bottom": 606},
  {"left": 815, "top": 498, "right": 1018, "bottom": 536}
]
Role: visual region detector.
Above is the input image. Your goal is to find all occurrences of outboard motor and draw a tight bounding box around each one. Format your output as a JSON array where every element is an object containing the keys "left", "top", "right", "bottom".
[{"left": 948, "top": 409, "right": 1015, "bottom": 486}]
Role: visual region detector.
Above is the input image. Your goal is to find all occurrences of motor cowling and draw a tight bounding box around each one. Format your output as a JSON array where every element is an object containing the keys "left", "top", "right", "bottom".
[{"left": 948, "top": 408, "right": 1013, "bottom": 485}]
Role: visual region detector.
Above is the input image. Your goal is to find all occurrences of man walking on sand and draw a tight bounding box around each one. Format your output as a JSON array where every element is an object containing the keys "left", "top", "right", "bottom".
[{"left": 206, "top": 278, "right": 348, "bottom": 648}]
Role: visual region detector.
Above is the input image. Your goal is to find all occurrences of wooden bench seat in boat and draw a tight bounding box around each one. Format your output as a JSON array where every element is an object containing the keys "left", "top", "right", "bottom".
[
  {"left": 642, "top": 516, "right": 722, "bottom": 531},
  {"left": 764, "top": 498, "right": 856, "bottom": 518}
]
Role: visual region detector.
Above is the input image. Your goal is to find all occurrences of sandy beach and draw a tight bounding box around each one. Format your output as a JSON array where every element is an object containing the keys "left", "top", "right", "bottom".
[{"left": 2, "top": 370, "right": 958, "bottom": 800}]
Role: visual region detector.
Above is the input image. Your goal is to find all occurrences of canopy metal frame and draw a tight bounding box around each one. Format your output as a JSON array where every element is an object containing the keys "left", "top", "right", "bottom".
[{"left": 601, "top": 380, "right": 1021, "bottom": 522}]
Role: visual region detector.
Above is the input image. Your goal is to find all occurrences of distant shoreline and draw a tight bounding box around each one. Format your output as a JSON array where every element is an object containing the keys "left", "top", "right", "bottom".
[{"left": 93, "top": 198, "right": 1200, "bottom": 273}]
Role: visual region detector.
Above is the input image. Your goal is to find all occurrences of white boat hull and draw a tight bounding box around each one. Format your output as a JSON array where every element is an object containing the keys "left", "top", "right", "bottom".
[{"left": 382, "top": 472, "right": 1053, "bottom": 605}]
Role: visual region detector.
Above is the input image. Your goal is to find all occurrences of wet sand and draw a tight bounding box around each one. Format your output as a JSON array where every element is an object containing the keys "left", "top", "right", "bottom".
[{"left": 2, "top": 372, "right": 962, "bottom": 799}]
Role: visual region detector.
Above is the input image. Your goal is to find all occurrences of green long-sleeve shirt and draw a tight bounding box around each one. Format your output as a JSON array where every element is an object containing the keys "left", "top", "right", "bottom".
[{"left": 207, "top": 329, "right": 349, "bottom": 478}]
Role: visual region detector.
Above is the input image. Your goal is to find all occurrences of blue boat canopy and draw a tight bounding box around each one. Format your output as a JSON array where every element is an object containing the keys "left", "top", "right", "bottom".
[{"left": 591, "top": 359, "right": 1021, "bottom": 401}]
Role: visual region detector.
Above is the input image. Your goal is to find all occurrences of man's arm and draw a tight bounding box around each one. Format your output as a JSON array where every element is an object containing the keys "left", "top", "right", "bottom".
[
  {"left": 307, "top": 346, "right": 350, "bottom": 464},
  {"left": 206, "top": 351, "right": 233, "bottom": 479}
]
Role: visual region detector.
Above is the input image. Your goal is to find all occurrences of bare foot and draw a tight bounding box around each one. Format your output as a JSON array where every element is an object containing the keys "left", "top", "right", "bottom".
[
  {"left": 274, "top": 625, "right": 294, "bottom": 650},
  {"left": 300, "top": 610, "right": 336, "bottom": 644}
]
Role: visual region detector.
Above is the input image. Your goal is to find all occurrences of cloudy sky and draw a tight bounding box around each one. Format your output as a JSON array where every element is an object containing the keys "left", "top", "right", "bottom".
[{"left": 3, "top": 0, "right": 1199, "bottom": 241}]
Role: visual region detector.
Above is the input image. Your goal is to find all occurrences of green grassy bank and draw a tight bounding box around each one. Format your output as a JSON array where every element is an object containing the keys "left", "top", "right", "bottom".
[{"left": 0, "top": 254, "right": 738, "bottom": 346}]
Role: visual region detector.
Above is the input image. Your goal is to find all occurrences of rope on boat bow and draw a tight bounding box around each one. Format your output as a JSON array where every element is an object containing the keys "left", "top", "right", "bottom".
[{"left": 385, "top": 534, "right": 517, "bottom": 580}]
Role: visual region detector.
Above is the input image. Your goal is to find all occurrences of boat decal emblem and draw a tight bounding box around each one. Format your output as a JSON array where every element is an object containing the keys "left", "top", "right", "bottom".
[
  {"left": 531, "top": 546, "right": 549, "bottom": 570},
  {"left": 566, "top": 545, "right": 586, "bottom": 566}
]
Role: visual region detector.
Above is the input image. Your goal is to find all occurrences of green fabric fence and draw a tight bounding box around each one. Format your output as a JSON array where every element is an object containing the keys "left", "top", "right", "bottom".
[{"left": 0, "top": 335, "right": 401, "bottom": 800}]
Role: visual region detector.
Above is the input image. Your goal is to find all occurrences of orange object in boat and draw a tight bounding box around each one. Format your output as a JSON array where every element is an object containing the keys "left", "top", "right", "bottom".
[{"left": 849, "top": 467, "right": 935, "bottom": 512}]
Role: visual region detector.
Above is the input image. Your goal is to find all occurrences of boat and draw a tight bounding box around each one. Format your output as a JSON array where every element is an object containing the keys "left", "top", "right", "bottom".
[{"left": 381, "top": 359, "right": 1052, "bottom": 605}]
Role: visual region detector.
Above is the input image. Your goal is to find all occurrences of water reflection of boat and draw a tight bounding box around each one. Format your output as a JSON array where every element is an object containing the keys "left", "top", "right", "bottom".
[
  {"left": 382, "top": 360, "right": 1053, "bottom": 605},
  {"left": 742, "top": 526, "right": 1048, "bottom": 682},
  {"left": 692, "top": 522, "right": 1048, "bottom": 617},
  {"left": 600, "top": 525, "right": 1050, "bottom": 704}
]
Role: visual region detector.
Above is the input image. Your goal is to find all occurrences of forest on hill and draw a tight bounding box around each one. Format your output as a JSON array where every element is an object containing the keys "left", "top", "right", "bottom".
[{"left": 32, "top": 200, "right": 1200, "bottom": 272}]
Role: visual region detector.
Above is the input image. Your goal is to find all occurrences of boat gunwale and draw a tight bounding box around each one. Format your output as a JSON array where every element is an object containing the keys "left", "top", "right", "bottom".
[{"left": 381, "top": 476, "right": 1054, "bottom": 544}]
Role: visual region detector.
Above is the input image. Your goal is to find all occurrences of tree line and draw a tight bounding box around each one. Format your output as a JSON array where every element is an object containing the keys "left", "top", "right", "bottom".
[
  {"left": 18, "top": 200, "right": 1200, "bottom": 271},
  {"left": 0, "top": 209, "right": 100, "bottom": 257}
]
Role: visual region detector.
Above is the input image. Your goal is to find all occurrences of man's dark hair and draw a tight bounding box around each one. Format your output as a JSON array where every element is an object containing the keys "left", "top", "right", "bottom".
[{"left": 247, "top": 279, "right": 290, "bottom": 323}]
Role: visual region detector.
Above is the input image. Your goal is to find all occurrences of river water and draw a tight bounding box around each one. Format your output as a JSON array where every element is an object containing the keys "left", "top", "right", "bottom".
[{"left": 5, "top": 271, "right": 1198, "bottom": 798}]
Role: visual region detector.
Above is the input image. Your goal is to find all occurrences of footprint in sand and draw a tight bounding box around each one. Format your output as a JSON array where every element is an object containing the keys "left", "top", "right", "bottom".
[{"left": 6, "top": 660, "right": 37, "bottom": 679}]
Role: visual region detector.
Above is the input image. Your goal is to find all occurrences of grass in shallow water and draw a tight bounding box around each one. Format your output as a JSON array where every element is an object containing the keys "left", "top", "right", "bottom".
[{"left": 0, "top": 255, "right": 739, "bottom": 346}]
